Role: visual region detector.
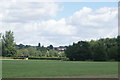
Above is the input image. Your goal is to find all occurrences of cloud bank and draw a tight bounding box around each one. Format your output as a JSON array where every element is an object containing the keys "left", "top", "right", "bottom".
[{"left": 0, "top": 2, "right": 118, "bottom": 46}]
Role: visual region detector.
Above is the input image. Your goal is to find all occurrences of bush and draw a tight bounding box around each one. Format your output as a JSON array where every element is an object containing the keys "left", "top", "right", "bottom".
[
  {"left": 13, "top": 57, "right": 26, "bottom": 59},
  {"left": 28, "top": 57, "right": 66, "bottom": 60}
]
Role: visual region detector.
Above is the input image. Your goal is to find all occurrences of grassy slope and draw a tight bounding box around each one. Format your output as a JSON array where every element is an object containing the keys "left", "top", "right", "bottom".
[{"left": 2, "top": 60, "right": 118, "bottom": 78}]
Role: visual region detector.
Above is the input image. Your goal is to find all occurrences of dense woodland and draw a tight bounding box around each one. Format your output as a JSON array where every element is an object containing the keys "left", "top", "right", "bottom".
[
  {"left": 65, "top": 37, "right": 120, "bottom": 61},
  {"left": 0, "top": 31, "right": 119, "bottom": 61}
]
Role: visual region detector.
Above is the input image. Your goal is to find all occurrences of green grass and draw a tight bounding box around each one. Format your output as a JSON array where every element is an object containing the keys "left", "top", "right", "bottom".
[{"left": 2, "top": 60, "right": 118, "bottom": 78}]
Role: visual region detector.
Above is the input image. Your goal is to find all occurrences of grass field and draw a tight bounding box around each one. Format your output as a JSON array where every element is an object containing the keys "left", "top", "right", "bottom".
[{"left": 2, "top": 60, "right": 118, "bottom": 78}]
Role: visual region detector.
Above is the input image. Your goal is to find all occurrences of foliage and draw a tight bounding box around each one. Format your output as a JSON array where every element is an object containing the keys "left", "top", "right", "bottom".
[
  {"left": 47, "top": 45, "right": 53, "bottom": 49},
  {"left": 91, "top": 41, "right": 107, "bottom": 61},
  {"left": 0, "top": 33, "right": 2, "bottom": 56},
  {"left": 2, "top": 31, "right": 16, "bottom": 57},
  {"left": 117, "top": 36, "right": 120, "bottom": 61},
  {"left": 14, "top": 46, "right": 65, "bottom": 58},
  {"left": 48, "top": 50, "right": 60, "bottom": 57},
  {"left": 65, "top": 37, "right": 119, "bottom": 61},
  {"left": 65, "top": 41, "right": 91, "bottom": 61},
  {"left": 28, "top": 57, "right": 66, "bottom": 60},
  {"left": 2, "top": 31, "right": 119, "bottom": 61}
]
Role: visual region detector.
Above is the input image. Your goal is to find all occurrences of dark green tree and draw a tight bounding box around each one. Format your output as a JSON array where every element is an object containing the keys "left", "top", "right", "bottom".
[
  {"left": 38, "top": 43, "right": 41, "bottom": 47},
  {"left": 65, "top": 41, "right": 91, "bottom": 61},
  {"left": 117, "top": 36, "right": 120, "bottom": 61},
  {"left": 0, "top": 33, "right": 2, "bottom": 56},
  {"left": 47, "top": 45, "right": 53, "bottom": 50},
  {"left": 92, "top": 42, "right": 107, "bottom": 61}
]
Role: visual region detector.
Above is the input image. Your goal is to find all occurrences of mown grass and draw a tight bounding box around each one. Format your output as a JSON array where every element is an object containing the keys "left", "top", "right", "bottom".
[{"left": 2, "top": 60, "right": 118, "bottom": 78}]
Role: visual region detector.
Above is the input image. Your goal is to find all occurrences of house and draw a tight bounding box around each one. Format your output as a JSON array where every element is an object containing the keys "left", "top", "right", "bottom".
[{"left": 54, "top": 46, "right": 66, "bottom": 51}]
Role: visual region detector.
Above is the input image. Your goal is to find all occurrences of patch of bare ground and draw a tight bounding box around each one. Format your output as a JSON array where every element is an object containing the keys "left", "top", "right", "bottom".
[{"left": 24, "top": 74, "right": 118, "bottom": 78}]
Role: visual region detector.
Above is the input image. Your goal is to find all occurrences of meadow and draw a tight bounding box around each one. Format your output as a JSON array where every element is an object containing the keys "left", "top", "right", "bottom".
[{"left": 2, "top": 60, "right": 118, "bottom": 78}]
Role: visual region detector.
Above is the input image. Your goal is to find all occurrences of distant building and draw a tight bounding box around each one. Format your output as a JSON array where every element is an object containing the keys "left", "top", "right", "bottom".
[
  {"left": 16, "top": 43, "right": 67, "bottom": 52},
  {"left": 54, "top": 46, "right": 66, "bottom": 51}
]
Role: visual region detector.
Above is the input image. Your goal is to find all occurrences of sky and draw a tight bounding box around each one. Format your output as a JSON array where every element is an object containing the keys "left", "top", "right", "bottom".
[{"left": 0, "top": 1, "right": 118, "bottom": 47}]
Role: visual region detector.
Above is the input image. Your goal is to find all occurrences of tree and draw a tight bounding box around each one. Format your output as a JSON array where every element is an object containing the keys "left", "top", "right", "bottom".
[
  {"left": 91, "top": 40, "right": 108, "bottom": 61},
  {"left": 27, "top": 47, "right": 36, "bottom": 56},
  {"left": 2, "top": 31, "right": 16, "bottom": 57},
  {"left": 117, "top": 36, "right": 120, "bottom": 61},
  {"left": 48, "top": 50, "right": 59, "bottom": 57},
  {"left": 107, "top": 46, "right": 118, "bottom": 61},
  {"left": 0, "top": 33, "right": 2, "bottom": 56},
  {"left": 65, "top": 45, "right": 74, "bottom": 61},
  {"left": 47, "top": 45, "right": 53, "bottom": 50},
  {"left": 0, "top": 33, "right": 1, "bottom": 38},
  {"left": 17, "top": 44, "right": 25, "bottom": 49},
  {"left": 65, "top": 41, "right": 91, "bottom": 61},
  {"left": 14, "top": 50, "right": 24, "bottom": 57},
  {"left": 38, "top": 43, "right": 41, "bottom": 47}
]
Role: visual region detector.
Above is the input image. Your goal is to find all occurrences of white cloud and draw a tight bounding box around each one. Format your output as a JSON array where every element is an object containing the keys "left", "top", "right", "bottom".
[
  {"left": 66, "top": 7, "right": 118, "bottom": 39},
  {"left": 0, "top": 1, "right": 118, "bottom": 46},
  {"left": 0, "top": 2, "right": 59, "bottom": 23},
  {"left": 37, "top": 19, "right": 76, "bottom": 35},
  {"left": 66, "top": 7, "right": 117, "bottom": 27}
]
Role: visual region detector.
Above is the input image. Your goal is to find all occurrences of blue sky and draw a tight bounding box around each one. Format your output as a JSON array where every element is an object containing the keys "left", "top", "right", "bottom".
[
  {"left": 0, "top": 1, "right": 118, "bottom": 46},
  {"left": 56, "top": 2, "right": 117, "bottom": 20}
]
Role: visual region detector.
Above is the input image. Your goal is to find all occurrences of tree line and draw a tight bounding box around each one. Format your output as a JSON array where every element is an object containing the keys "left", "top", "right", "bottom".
[
  {"left": 65, "top": 36, "right": 120, "bottom": 61},
  {"left": 0, "top": 31, "right": 65, "bottom": 58},
  {"left": 0, "top": 31, "right": 119, "bottom": 61}
]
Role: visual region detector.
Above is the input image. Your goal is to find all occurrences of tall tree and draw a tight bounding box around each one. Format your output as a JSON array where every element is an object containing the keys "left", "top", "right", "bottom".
[
  {"left": 2, "top": 31, "right": 16, "bottom": 57},
  {"left": 38, "top": 43, "right": 41, "bottom": 47}
]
